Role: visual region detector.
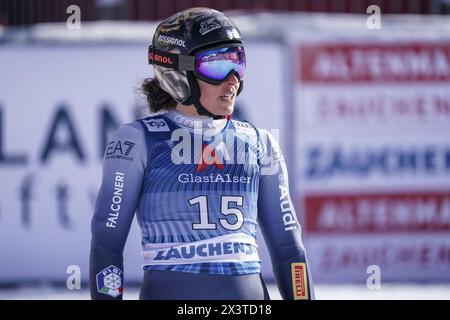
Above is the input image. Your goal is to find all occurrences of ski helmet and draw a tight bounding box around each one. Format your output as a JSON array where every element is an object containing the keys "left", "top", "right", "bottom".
[{"left": 148, "top": 7, "right": 245, "bottom": 119}]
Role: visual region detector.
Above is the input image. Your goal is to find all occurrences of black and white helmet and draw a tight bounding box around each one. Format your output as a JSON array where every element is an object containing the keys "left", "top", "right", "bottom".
[{"left": 148, "top": 7, "right": 244, "bottom": 118}]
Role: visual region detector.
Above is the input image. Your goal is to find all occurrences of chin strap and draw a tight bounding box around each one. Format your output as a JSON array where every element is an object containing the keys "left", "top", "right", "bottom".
[
  {"left": 193, "top": 100, "right": 226, "bottom": 120},
  {"left": 185, "top": 71, "right": 241, "bottom": 120},
  {"left": 185, "top": 71, "right": 227, "bottom": 120}
]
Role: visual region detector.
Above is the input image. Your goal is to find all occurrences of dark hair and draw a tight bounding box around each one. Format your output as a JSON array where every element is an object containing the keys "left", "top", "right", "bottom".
[{"left": 141, "top": 78, "right": 177, "bottom": 113}]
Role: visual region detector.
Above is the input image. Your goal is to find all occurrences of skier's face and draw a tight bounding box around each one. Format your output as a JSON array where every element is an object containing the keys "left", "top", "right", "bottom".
[{"left": 198, "top": 72, "right": 240, "bottom": 116}]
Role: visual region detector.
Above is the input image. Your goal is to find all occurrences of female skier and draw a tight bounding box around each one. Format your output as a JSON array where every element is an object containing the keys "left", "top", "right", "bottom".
[{"left": 90, "top": 7, "right": 314, "bottom": 300}]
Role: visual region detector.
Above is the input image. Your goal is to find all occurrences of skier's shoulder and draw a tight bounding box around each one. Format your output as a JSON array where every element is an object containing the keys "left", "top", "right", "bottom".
[
  {"left": 137, "top": 112, "right": 177, "bottom": 135},
  {"left": 230, "top": 118, "right": 259, "bottom": 137},
  {"left": 230, "top": 119, "right": 276, "bottom": 144},
  {"left": 110, "top": 120, "right": 145, "bottom": 141}
]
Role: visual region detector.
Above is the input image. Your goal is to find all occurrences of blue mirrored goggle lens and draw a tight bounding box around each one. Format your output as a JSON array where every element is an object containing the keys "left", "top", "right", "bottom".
[{"left": 195, "top": 46, "right": 246, "bottom": 81}]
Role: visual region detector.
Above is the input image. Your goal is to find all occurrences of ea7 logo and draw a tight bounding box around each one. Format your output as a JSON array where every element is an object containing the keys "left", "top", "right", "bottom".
[
  {"left": 144, "top": 119, "right": 170, "bottom": 132},
  {"left": 105, "top": 140, "right": 135, "bottom": 161}
]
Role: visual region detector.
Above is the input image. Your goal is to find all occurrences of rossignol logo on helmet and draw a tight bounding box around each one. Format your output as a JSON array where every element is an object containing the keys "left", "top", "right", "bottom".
[
  {"left": 148, "top": 52, "right": 174, "bottom": 66},
  {"left": 158, "top": 35, "right": 186, "bottom": 48}
]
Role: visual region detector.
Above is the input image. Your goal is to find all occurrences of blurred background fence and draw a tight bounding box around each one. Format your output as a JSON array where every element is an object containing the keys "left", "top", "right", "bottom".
[{"left": 1, "top": 0, "right": 450, "bottom": 26}]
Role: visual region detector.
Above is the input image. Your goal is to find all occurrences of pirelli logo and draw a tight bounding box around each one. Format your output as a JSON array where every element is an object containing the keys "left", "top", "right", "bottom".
[{"left": 291, "top": 262, "right": 308, "bottom": 300}]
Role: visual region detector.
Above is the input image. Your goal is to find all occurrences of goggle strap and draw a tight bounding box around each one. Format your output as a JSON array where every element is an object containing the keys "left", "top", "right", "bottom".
[
  {"left": 179, "top": 55, "right": 195, "bottom": 71},
  {"left": 148, "top": 45, "right": 195, "bottom": 71}
]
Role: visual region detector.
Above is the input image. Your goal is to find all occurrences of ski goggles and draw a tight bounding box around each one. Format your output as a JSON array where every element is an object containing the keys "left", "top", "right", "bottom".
[{"left": 148, "top": 43, "right": 246, "bottom": 84}]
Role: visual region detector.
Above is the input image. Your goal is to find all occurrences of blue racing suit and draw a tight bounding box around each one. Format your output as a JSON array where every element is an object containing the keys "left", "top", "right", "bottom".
[{"left": 89, "top": 109, "right": 314, "bottom": 300}]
